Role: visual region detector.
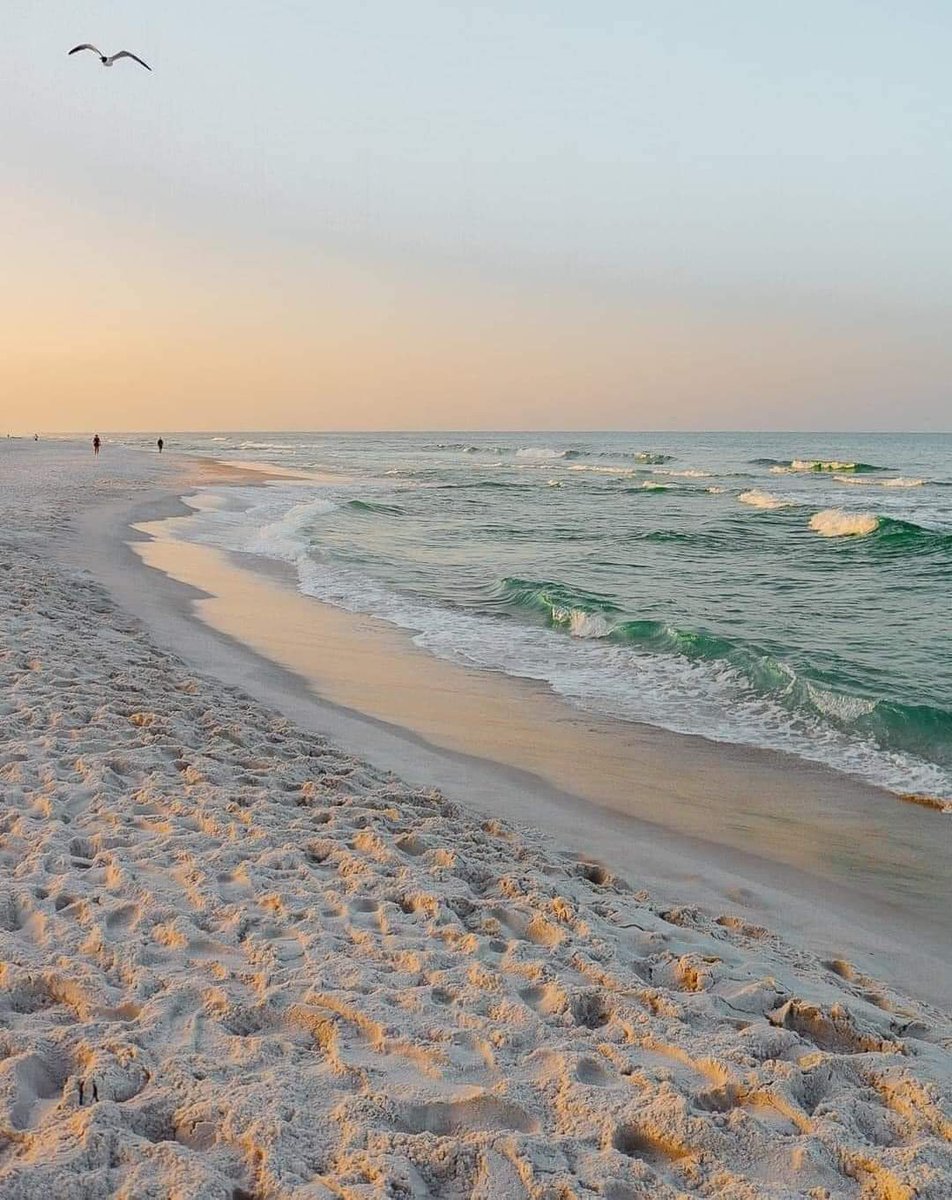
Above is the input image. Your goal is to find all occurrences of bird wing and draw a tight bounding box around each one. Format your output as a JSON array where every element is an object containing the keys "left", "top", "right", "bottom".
[
  {"left": 111, "top": 50, "right": 152, "bottom": 71},
  {"left": 68, "top": 44, "right": 102, "bottom": 57}
]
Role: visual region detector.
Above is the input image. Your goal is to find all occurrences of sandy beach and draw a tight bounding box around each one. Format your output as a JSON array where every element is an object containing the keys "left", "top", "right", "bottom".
[{"left": 1, "top": 440, "right": 950, "bottom": 1199}]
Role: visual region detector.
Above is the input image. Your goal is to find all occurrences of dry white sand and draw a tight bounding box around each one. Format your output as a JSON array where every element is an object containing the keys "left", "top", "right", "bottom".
[{"left": 1, "top": 441, "right": 950, "bottom": 1199}]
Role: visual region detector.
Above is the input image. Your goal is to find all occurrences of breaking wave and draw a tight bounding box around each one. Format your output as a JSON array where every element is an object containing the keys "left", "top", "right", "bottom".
[
  {"left": 750, "top": 457, "right": 887, "bottom": 474},
  {"left": 738, "top": 489, "right": 793, "bottom": 510},
  {"left": 515, "top": 446, "right": 585, "bottom": 460},
  {"left": 808, "top": 511, "right": 952, "bottom": 553},
  {"left": 634, "top": 452, "right": 675, "bottom": 464},
  {"left": 490, "top": 576, "right": 952, "bottom": 774},
  {"left": 247, "top": 498, "right": 337, "bottom": 559},
  {"left": 809, "top": 510, "right": 880, "bottom": 537}
]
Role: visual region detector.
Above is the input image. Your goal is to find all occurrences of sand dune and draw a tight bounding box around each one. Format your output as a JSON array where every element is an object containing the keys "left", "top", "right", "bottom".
[{"left": 0, "top": 444, "right": 950, "bottom": 1198}]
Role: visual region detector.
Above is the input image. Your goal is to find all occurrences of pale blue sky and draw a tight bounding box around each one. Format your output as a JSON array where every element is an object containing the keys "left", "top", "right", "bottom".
[{"left": 3, "top": 2, "right": 951, "bottom": 429}]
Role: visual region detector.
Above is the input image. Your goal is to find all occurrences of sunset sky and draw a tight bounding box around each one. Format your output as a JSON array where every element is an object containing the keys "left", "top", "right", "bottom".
[{"left": 4, "top": 2, "right": 951, "bottom": 432}]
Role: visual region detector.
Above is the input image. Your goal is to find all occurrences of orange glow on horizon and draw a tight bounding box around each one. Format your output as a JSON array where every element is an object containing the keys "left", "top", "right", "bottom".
[{"left": 1, "top": 192, "right": 945, "bottom": 434}]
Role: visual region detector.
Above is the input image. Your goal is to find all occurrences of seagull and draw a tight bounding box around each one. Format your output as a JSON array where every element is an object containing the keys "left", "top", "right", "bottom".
[{"left": 68, "top": 44, "right": 151, "bottom": 71}]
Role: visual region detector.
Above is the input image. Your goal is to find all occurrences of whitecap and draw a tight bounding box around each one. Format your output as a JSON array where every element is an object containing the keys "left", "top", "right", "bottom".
[
  {"left": 738, "top": 489, "right": 792, "bottom": 510},
  {"left": 516, "top": 447, "right": 566, "bottom": 460},
  {"left": 808, "top": 509, "right": 879, "bottom": 537},
  {"left": 803, "top": 681, "right": 877, "bottom": 721},
  {"left": 790, "top": 459, "right": 858, "bottom": 472},
  {"left": 550, "top": 607, "right": 613, "bottom": 639},
  {"left": 249, "top": 497, "right": 338, "bottom": 560}
]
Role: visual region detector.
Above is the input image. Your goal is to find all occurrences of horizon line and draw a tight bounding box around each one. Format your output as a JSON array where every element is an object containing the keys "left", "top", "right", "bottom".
[{"left": 14, "top": 428, "right": 952, "bottom": 438}]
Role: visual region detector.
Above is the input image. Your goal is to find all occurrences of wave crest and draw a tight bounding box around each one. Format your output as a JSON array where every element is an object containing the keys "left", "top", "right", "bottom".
[
  {"left": 738, "top": 489, "right": 792, "bottom": 510},
  {"left": 249, "top": 498, "right": 337, "bottom": 559},
  {"left": 492, "top": 575, "right": 952, "bottom": 775},
  {"left": 516, "top": 446, "right": 580, "bottom": 460},
  {"left": 751, "top": 457, "right": 886, "bottom": 473},
  {"left": 809, "top": 510, "right": 879, "bottom": 537}
]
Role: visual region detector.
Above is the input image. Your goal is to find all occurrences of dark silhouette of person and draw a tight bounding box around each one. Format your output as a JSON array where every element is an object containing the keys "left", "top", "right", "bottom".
[
  {"left": 93, "top": 435, "right": 101, "bottom": 455},
  {"left": 157, "top": 437, "right": 164, "bottom": 453}
]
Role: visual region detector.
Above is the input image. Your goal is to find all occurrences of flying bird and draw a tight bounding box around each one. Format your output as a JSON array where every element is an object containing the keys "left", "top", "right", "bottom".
[{"left": 68, "top": 44, "right": 151, "bottom": 71}]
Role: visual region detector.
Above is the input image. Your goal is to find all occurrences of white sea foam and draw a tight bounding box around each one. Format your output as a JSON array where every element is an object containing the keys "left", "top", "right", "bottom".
[
  {"left": 564, "top": 460, "right": 638, "bottom": 475},
  {"left": 834, "top": 474, "right": 924, "bottom": 489},
  {"left": 771, "top": 460, "right": 859, "bottom": 474},
  {"left": 809, "top": 509, "right": 879, "bottom": 537},
  {"left": 551, "top": 608, "right": 613, "bottom": 639},
  {"left": 248, "top": 497, "right": 337, "bottom": 560},
  {"left": 566, "top": 464, "right": 634, "bottom": 476},
  {"left": 803, "top": 681, "right": 877, "bottom": 721},
  {"left": 516, "top": 447, "right": 566, "bottom": 460},
  {"left": 738, "top": 489, "right": 791, "bottom": 510},
  {"left": 790, "top": 459, "right": 859, "bottom": 472}
]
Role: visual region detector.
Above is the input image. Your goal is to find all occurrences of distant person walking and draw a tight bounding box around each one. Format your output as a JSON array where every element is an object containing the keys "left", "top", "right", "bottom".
[
  {"left": 92, "top": 434, "right": 101, "bottom": 455},
  {"left": 157, "top": 437, "right": 164, "bottom": 453}
]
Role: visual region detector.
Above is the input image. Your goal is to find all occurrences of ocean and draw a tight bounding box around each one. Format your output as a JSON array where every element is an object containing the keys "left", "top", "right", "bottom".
[{"left": 116, "top": 431, "right": 952, "bottom": 803}]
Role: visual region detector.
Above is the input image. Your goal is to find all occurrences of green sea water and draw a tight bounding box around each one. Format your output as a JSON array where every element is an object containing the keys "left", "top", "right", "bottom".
[{"left": 121, "top": 431, "right": 952, "bottom": 802}]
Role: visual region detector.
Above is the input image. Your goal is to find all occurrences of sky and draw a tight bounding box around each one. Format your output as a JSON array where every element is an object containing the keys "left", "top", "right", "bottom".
[{"left": 2, "top": 1, "right": 951, "bottom": 432}]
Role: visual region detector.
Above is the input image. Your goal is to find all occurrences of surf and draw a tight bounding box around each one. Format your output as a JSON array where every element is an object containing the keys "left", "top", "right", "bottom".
[
  {"left": 738, "top": 489, "right": 793, "bottom": 510},
  {"left": 751, "top": 457, "right": 887, "bottom": 473},
  {"left": 809, "top": 510, "right": 952, "bottom": 552},
  {"left": 157, "top": 431, "right": 952, "bottom": 804},
  {"left": 491, "top": 574, "right": 952, "bottom": 775}
]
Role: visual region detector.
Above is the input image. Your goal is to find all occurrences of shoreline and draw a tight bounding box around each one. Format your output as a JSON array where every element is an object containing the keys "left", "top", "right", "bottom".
[
  {"left": 70, "top": 455, "right": 952, "bottom": 1006},
  {"left": 3, "top": 440, "right": 950, "bottom": 1198}
]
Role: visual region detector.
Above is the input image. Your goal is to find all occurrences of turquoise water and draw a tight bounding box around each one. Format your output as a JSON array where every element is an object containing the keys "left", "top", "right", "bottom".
[{"left": 119, "top": 432, "right": 952, "bottom": 801}]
